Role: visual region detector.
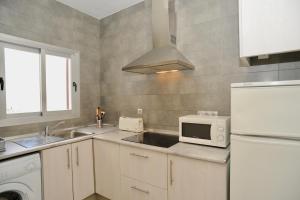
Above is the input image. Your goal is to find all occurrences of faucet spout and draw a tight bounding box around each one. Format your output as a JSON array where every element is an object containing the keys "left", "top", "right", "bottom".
[
  {"left": 45, "top": 126, "right": 49, "bottom": 137},
  {"left": 44, "top": 121, "right": 65, "bottom": 137}
]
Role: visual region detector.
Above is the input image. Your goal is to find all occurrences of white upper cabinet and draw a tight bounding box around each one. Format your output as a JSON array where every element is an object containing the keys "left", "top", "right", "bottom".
[{"left": 239, "top": 0, "right": 300, "bottom": 57}]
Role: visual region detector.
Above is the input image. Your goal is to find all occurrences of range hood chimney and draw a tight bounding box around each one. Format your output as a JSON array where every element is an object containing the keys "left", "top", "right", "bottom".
[{"left": 122, "top": 0, "right": 194, "bottom": 74}]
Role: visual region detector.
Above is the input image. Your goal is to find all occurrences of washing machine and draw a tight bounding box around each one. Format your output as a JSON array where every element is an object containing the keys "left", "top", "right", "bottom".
[{"left": 0, "top": 153, "right": 42, "bottom": 200}]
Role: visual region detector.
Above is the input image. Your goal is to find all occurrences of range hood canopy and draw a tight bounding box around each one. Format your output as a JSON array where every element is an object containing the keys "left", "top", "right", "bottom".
[{"left": 122, "top": 0, "right": 194, "bottom": 74}]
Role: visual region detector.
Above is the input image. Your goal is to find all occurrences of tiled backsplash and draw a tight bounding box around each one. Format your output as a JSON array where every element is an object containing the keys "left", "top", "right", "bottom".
[{"left": 99, "top": 0, "right": 300, "bottom": 130}]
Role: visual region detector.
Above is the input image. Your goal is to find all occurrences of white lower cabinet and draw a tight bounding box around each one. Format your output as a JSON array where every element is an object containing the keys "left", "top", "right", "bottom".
[
  {"left": 94, "top": 140, "right": 120, "bottom": 200},
  {"left": 168, "top": 155, "right": 229, "bottom": 200},
  {"left": 120, "top": 145, "right": 167, "bottom": 189},
  {"left": 71, "top": 139, "right": 228, "bottom": 200},
  {"left": 72, "top": 140, "right": 95, "bottom": 200},
  {"left": 42, "top": 144, "right": 73, "bottom": 200},
  {"left": 121, "top": 176, "right": 167, "bottom": 200},
  {"left": 119, "top": 145, "right": 168, "bottom": 200},
  {"left": 42, "top": 139, "right": 94, "bottom": 200}
]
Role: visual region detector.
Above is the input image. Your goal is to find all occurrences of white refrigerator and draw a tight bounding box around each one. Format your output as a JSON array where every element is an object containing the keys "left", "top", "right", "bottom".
[{"left": 230, "top": 80, "right": 300, "bottom": 200}]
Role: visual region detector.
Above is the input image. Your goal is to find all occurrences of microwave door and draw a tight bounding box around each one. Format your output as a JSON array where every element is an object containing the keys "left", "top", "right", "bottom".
[{"left": 182, "top": 123, "right": 212, "bottom": 140}]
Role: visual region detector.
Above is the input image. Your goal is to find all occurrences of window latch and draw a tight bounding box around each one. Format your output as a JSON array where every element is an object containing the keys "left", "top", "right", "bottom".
[
  {"left": 73, "top": 82, "right": 77, "bottom": 92},
  {"left": 0, "top": 77, "right": 4, "bottom": 91}
]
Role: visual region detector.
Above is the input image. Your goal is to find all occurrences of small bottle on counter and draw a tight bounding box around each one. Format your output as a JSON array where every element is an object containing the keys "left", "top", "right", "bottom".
[
  {"left": 96, "top": 107, "right": 105, "bottom": 128},
  {"left": 97, "top": 118, "right": 102, "bottom": 128}
]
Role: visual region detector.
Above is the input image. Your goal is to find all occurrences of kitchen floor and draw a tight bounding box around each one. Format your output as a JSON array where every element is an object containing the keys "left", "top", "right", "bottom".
[{"left": 86, "top": 194, "right": 108, "bottom": 200}]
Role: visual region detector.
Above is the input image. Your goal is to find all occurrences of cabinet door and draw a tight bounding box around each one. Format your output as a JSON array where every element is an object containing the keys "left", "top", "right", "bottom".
[
  {"left": 42, "top": 144, "right": 73, "bottom": 200},
  {"left": 72, "top": 139, "right": 95, "bottom": 200},
  {"left": 231, "top": 135, "right": 300, "bottom": 200},
  {"left": 94, "top": 140, "right": 120, "bottom": 200},
  {"left": 239, "top": 0, "right": 300, "bottom": 57},
  {"left": 168, "top": 155, "right": 228, "bottom": 200},
  {"left": 121, "top": 176, "right": 167, "bottom": 200}
]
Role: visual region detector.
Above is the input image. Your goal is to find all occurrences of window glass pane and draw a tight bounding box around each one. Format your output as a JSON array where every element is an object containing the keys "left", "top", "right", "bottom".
[
  {"left": 46, "top": 54, "right": 71, "bottom": 111},
  {"left": 4, "top": 48, "right": 41, "bottom": 114}
]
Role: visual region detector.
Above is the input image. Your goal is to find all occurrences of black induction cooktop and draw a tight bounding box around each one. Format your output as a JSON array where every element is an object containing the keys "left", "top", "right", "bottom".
[{"left": 122, "top": 132, "right": 179, "bottom": 148}]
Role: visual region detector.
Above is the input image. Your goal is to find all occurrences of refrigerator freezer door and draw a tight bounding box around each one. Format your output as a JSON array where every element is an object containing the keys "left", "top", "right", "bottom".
[
  {"left": 231, "top": 84, "right": 300, "bottom": 138},
  {"left": 230, "top": 135, "right": 300, "bottom": 200}
]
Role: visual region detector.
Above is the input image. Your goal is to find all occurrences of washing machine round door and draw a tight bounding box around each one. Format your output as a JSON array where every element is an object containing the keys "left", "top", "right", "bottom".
[
  {"left": 0, "top": 191, "right": 23, "bottom": 200},
  {"left": 0, "top": 183, "right": 34, "bottom": 200}
]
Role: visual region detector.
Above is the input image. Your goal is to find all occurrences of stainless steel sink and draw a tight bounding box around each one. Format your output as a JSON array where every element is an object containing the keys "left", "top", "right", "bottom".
[
  {"left": 53, "top": 131, "right": 89, "bottom": 139},
  {"left": 12, "top": 130, "right": 89, "bottom": 148},
  {"left": 12, "top": 135, "right": 65, "bottom": 148}
]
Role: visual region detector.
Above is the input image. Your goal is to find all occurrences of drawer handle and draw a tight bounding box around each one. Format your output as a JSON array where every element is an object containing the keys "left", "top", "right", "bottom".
[
  {"left": 130, "top": 153, "right": 149, "bottom": 159},
  {"left": 131, "top": 186, "right": 149, "bottom": 194}
]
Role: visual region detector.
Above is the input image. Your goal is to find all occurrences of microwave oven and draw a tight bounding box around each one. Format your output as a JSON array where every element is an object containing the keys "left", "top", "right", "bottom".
[{"left": 179, "top": 115, "right": 230, "bottom": 148}]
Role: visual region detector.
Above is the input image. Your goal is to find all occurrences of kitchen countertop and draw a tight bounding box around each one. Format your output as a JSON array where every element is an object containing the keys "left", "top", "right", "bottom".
[
  {"left": 0, "top": 125, "right": 117, "bottom": 161},
  {"left": 0, "top": 125, "right": 230, "bottom": 164},
  {"left": 92, "top": 129, "right": 230, "bottom": 164},
  {"left": 169, "top": 142, "right": 230, "bottom": 163}
]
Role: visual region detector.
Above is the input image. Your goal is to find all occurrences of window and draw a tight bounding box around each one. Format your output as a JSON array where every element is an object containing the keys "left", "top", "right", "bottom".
[
  {"left": 4, "top": 47, "right": 41, "bottom": 114},
  {"left": 46, "top": 54, "right": 71, "bottom": 111},
  {"left": 0, "top": 33, "right": 80, "bottom": 127}
]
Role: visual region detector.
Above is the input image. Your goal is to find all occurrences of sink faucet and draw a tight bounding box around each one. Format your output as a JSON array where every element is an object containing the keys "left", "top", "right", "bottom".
[{"left": 44, "top": 121, "right": 65, "bottom": 137}]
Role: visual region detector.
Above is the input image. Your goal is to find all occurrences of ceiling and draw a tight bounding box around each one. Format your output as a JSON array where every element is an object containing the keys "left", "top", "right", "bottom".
[{"left": 56, "top": 0, "right": 144, "bottom": 20}]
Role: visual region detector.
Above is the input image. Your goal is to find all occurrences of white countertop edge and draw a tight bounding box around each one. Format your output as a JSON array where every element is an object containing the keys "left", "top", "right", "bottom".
[
  {"left": 231, "top": 80, "right": 300, "bottom": 88},
  {"left": 171, "top": 151, "right": 229, "bottom": 164}
]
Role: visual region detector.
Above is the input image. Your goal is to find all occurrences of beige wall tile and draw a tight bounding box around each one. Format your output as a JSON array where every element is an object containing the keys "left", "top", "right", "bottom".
[{"left": 99, "top": 0, "right": 290, "bottom": 130}]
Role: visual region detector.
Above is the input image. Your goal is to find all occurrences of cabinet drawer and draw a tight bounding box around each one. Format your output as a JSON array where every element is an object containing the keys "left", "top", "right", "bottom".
[
  {"left": 121, "top": 176, "right": 167, "bottom": 200},
  {"left": 120, "top": 145, "right": 167, "bottom": 189}
]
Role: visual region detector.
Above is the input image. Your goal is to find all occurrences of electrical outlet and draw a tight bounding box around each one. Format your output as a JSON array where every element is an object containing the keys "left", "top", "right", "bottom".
[
  {"left": 197, "top": 111, "right": 218, "bottom": 116},
  {"left": 137, "top": 108, "right": 143, "bottom": 115}
]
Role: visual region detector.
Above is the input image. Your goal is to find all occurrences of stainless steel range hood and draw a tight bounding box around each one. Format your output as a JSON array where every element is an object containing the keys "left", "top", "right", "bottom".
[{"left": 122, "top": 0, "right": 194, "bottom": 74}]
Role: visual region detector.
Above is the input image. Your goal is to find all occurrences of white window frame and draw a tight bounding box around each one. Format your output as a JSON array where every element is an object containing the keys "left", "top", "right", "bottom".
[{"left": 0, "top": 33, "right": 80, "bottom": 127}]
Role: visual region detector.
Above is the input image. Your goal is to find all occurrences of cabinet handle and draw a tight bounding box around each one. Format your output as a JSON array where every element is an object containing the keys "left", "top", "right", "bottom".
[
  {"left": 76, "top": 146, "right": 79, "bottom": 166},
  {"left": 131, "top": 186, "right": 149, "bottom": 194},
  {"left": 73, "top": 82, "right": 78, "bottom": 92},
  {"left": 67, "top": 148, "right": 70, "bottom": 169},
  {"left": 170, "top": 160, "right": 174, "bottom": 185},
  {"left": 130, "top": 152, "right": 149, "bottom": 159},
  {"left": 0, "top": 77, "right": 4, "bottom": 91}
]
